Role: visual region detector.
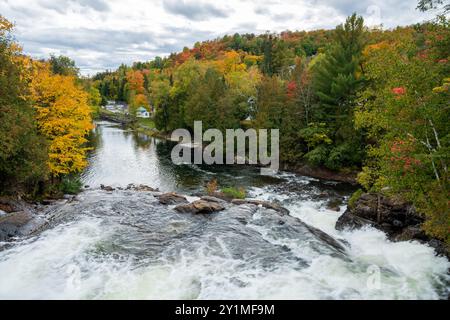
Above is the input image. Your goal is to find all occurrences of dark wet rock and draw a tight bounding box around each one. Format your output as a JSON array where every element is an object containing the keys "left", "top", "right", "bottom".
[
  {"left": 0, "top": 203, "right": 13, "bottom": 213},
  {"left": 200, "top": 196, "right": 228, "bottom": 205},
  {"left": 394, "top": 225, "right": 428, "bottom": 242},
  {"left": 0, "top": 211, "right": 33, "bottom": 241},
  {"left": 41, "top": 199, "right": 58, "bottom": 205},
  {"left": 281, "top": 162, "right": 357, "bottom": 184},
  {"left": 336, "top": 193, "right": 423, "bottom": 232},
  {"left": 126, "top": 183, "right": 158, "bottom": 192},
  {"left": 100, "top": 184, "right": 115, "bottom": 192},
  {"left": 155, "top": 192, "right": 188, "bottom": 205},
  {"left": 336, "top": 192, "right": 448, "bottom": 259},
  {"left": 231, "top": 199, "right": 289, "bottom": 215},
  {"left": 206, "top": 191, "right": 234, "bottom": 202},
  {"left": 326, "top": 198, "right": 343, "bottom": 212},
  {"left": 84, "top": 185, "right": 90, "bottom": 188},
  {"left": 175, "top": 200, "right": 225, "bottom": 214},
  {"left": 135, "top": 184, "right": 158, "bottom": 192}
]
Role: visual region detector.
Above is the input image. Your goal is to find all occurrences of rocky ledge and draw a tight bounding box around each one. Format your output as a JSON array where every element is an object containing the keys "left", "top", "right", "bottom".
[
  {"left": 336, "top": 192, "right": 448, "bottom": 259},
  {"left": 281, "top": 162, "right": 357, "bottom": 185}
]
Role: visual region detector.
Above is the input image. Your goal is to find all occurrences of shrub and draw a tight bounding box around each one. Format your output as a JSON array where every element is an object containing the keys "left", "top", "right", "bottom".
[
  {"left": 60, "top": 176, "right": 83, "bottom": 194},
  {"left": 206, "top": 178, "right": 218, "bottom": 195},
  {"left": 348, "top": 189, "right": 363, "bottom": 209}
]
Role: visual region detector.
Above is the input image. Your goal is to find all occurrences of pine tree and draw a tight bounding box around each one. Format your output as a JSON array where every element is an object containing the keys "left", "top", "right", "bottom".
[{"left": 313, "top": 13, "right": 366, "bottom": 124}]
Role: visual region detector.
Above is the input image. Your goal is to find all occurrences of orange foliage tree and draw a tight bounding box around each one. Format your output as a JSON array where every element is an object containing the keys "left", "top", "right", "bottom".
[{"left": 30, "top": 62, "right": 93, "bottom": 177}]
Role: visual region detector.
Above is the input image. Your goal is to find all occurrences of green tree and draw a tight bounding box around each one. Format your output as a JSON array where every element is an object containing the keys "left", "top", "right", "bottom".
[
  {"left": 0, "top": 16, "right": 48, "bottom": 193},
  {"left": 49, "top": 54, "right": 79, "bottom": 77},
  {"left": 308, "top": 13, "right": 367, "bottom": 169}
]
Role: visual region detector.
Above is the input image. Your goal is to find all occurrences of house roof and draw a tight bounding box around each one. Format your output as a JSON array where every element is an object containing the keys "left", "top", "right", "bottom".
[{"left": 136, "top": 106, "right": 147, "bottom": 112}]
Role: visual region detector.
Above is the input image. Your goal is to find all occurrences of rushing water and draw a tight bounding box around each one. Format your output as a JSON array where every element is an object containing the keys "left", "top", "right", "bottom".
[{"left": 0, "top": 121, "right": 448, "bottom": 299}]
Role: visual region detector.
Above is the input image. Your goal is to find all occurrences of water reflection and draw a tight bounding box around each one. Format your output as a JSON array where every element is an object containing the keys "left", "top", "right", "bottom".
[
  {"left": 81, "top": 122, "right": 281, "bottom": 193},
  {"left": 81, "top": 121, "right": 355, "bottom": 197}
]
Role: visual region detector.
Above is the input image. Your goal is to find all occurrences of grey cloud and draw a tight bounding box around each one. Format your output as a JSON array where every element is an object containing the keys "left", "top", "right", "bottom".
[
  {"left": 254, "top": 6, "right": 271, "bottom": 15},
  {"left": 162, "top": 0, "right": 230, "bottom": 21},
  {"left": 16, "top": 26, "right": 217, "bottom": 74},
  {"left": 75, "top": 0, "right": 110, "bottom": 12},
  {"left": 37, "top": 0, "right": 109, "bottom": 13},
  {"left": 19, "top": 28, "right": 156, "bottom": 52},
  {"left": 310, "top": 0, "right": 370, "bottom": 15},
  {"left": 272, "top": 12, "right": 295, "bottom": 22}
]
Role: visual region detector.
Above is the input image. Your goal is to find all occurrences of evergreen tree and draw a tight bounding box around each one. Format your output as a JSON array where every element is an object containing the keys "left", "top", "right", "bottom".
[{"left": 313, "top": 13, "right": 366, "bottom": 124}]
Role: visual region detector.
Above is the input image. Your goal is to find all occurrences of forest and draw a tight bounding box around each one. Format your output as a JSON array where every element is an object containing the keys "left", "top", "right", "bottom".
[{"left": 0, "top": 0, "right": 449, "bottom": 245}]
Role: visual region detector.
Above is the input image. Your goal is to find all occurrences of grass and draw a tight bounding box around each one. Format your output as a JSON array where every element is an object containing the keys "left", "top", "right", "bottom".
[
  {"left": 221, "top": 186, "right": 246, "bottom": 199},
  {"left": 137, "top": 117, "right": 156, "bottom": 129}
]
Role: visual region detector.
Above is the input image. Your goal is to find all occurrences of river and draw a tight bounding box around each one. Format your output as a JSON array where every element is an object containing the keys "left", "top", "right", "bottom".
[{"left": 0, "top": 121, "right": 448, "bottom": 299}]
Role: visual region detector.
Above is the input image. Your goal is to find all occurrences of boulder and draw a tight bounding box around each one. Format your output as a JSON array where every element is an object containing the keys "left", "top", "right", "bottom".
[
  {"left": 0, "top": 211, "right": 33, "bottom": 241},
  {"left": 135, "top": 184, "right": 158, "bottom": 192},
  {"left": 231, "top": 199, "right": 289, "bottom": 215},
  {"left": 175, "top": 200, "right": 225, "bottom": 214},
  {"left": 200, "top": 196, "right": 228, "bottom": 204},
  {"left": 155, "top": 192, "right": 188, "bottom": 205},
  {"left": 336, "top": 193, "right": 424, "bottom": 234},
  {"left": 100, "top": 184, "right": 115, "bottom": 192},
  {"left": 326, "top": 198, "right": 343, "bottom": 212}
]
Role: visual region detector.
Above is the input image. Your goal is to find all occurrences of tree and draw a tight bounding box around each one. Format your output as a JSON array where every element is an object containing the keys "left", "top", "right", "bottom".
[
  {"left": 307, "top": 13, "right": 367, "bottom": 169},
  {"left": 262, "top": 33, "right": 275, "bottom": 76},
  {"left": 49, "top": 54, "right": 79, "bottom": 77},
  {"left": 313, "top": 13, "right": 366, "bottom": 120},
  {"left": 88, "top": 86, "right": 101, "bottom": 106},
  {"left": 355, "top": 19, "right": 449, "bottom": 243},
  {"left": 184, "top": 67, "right": 229, "bottom": 131},
  {"left": 30, "top": 62, "right": 93, "bottom": 177},
  {"left": 417, "top": 0, "right": 450, "bottom": 13},
  {"left": 0, "top": 16, "right": 48, "bottom": 193}
]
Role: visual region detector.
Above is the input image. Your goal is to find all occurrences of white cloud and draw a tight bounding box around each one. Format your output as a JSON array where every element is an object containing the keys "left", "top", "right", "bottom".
[{"left": 0, "top": 0, "right": 435, "bottom": 75}]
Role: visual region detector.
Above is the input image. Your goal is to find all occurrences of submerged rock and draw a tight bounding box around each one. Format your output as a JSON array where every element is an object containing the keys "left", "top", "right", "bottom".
[
  {"left": 126, "top": 184, "right": 158, "bottom": 192},
  {"left": 200, "top": 196, "right": 228, "bottom": 205},
  {"left": 175, "top": 199, "right": 225, "bottom": 214},
  {"left": 155, "top": 192, "right": 188, "bottom": 205},
  {"left": 326, "top": 198, "right": 343, "bottom": 212},
  {"left": 231, "top": 199, "right": 289, "bottom": 215},
  {"left": 100, "top": 184, "right": 115, "bottom": 192}
]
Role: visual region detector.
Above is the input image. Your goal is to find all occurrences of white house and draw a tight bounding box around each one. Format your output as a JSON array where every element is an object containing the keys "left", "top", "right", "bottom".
[
  {"left": 104, "top": 101, "right": 128, "bottom": 114},
  {"left": 136, "top": 106, "right": 150, "bottom": 118}
]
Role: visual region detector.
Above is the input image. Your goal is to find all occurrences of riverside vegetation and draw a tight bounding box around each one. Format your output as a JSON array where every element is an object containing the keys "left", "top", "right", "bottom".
[{"left": 0, "top": 1, "right": 449, "bottom": 247}]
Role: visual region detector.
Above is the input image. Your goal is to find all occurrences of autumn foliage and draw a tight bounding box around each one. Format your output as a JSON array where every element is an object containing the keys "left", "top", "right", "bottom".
[
  {"left": 30, "top": 62, "right": 93, "bottom": 176},
  {"left": 1, "top": 15, "right": 93, "bottom": 194}
]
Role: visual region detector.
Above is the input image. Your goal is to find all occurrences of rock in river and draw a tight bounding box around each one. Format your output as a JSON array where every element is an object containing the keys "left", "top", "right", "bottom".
[
  {"left": 231, "top": 199, "right": 289, "bottom": 215},
  {"left": 155, "top": 192, "right": 188, "bottom": 205},
  {"left": 175, "top": 200, "right": 225, "bottom": 214}
]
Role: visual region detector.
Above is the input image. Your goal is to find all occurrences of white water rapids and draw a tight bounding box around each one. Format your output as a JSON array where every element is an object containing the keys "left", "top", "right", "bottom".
[{"left": 0, "top": 122, "right": 448, "bottom": 299}]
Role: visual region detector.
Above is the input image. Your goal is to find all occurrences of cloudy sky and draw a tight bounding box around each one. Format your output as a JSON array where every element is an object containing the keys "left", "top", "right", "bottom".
[{"left": 0, "top": 0, "right": 435, "bottom": 75}]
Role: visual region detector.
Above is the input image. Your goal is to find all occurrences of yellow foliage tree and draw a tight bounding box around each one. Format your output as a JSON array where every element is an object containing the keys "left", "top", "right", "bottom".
[{"left": 30, "top": 62, "right": 93, "bottom": 177}]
